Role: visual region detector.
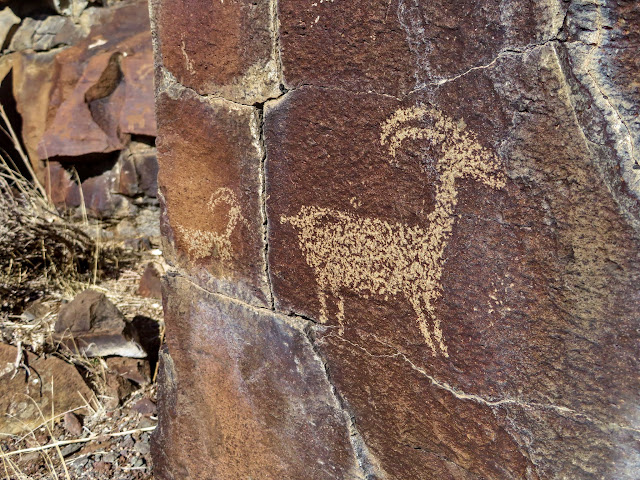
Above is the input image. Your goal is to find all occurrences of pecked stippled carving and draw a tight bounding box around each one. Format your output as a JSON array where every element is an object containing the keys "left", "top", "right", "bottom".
[
  {"left": 282, "top": 106, "right": 506, "bottom": 357},
  {"left": 177, "top": 187, "right": 249, "bottom": 262}
]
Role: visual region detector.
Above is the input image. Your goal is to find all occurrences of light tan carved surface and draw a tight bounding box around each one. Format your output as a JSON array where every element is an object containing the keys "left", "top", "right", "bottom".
[{"left": 282, "top": 107, "right": 505, "bottom": 356}]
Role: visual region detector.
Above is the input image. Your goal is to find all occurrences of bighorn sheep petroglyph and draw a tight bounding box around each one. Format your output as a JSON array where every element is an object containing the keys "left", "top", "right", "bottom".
[
  {"left": 281, "top": 106, "right": 506, "bottom": 357},
  {"left": 177, "top": 187, "right": 248, "bottom": 261}
]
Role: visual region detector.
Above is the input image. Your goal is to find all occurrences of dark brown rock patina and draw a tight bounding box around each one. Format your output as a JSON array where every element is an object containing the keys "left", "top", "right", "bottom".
[
  {"left": 151, "top": 0, "right": 280, "bottom": 104},
  {"left": 153, "top": 275, "right": 364, "bottom": 480},
  {"left": 265, "top": 42, "right": 640, "bottom": 478},
  {"left": 155, "top": 84, "right": 270, "bottom": 307},
  {"left": 152, "top": 0, "right": 640, "bottom": 478}
]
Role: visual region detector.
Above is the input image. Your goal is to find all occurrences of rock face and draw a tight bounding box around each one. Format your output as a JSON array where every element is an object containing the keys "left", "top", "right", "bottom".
[
  {"left": 2, "top": 0, "right": 158, "bottom": 219},
  {"left": 151, "top": 1, "right": 640, "bottom": 479}
]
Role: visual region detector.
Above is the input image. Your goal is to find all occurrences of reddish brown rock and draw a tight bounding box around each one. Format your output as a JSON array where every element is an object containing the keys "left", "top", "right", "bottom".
[
  {"left": 64, "top": 411, "right": 83, "bottom": 436},
  {"left": 152, "top": 275, "right": 364, "bottom": 479},
  {"left": 116, "top": 151, "right": 138, "bottom": 197},
  {"left": 0, "top": 343, "right": 92, "bottom": 435},
  {"left": 42, "top": 161, "right": 80, "bottom": 208},
  {"left": 55, "top": 289, "right": 145, "bottom": 358},
  {"left": 12, "top": 50, "right": 58, "bottom": 170},
  {"left": 155, "top": 85, "right": 270, "bottom": 307},
  {"left": 137, "top": 262, "right": 163, "bottom": 299},
  {"left": 119, "top": 53, "right": 156, "bottom": 137},
  {"left": 82, "top": 169, "right": 132, "bottom": 218},
  {"left": 150, "top": 0, "right": 281, "bottom": 104},
  {"left": 133, "top": 146, "right": 158, "bottom": 198},
  {"left": 131, "top": 398, "right": 156, "bottom": 416},
  {"left": 37, "top": 0, "right": 154, "bottom": 159},
  {"left": 115, "top": 141, "right": 158, "bottom": 198},
  {"left": 106, "top": 357, "right": 151, "bottom": 386}
]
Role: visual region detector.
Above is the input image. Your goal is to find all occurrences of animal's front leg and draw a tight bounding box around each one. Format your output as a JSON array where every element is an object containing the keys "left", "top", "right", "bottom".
[
  {"left": 421, "top": 296, "right": 449, "bottom": 358},
  {"left": 432, "top": 317, "right": 448, "bottom": 358},
  {"left": 409, "top": 296, "right": 437, "bottom": 356},
  {"left": 317, "top": 275, "right": 330, "bottom": 325}
]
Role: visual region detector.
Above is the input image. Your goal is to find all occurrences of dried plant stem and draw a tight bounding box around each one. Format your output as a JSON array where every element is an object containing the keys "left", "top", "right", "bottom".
[
  {"left": 0, "top": 104, "right": 47, "bottom": 201},
  {"left": 0, "top": 427, "right": 156, "bottom": 458}
]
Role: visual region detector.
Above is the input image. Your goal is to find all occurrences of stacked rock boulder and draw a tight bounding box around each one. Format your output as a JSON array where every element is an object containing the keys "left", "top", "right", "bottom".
[
  {"left": 150, "top": 1, "right": 640, "bottom": 479},
  {"left": 0, "top": 0, "right": 157, "bottom": 219}
]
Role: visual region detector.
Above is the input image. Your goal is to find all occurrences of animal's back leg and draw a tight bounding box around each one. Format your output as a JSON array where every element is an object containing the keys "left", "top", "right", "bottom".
[
  {"left": 422, "top": 296, "right": 449, "bottom": 357},
  {"left": 317, "top": 274, "right": 330, "bottom": 325},
  {"left": 432, "top": 316, "right": 448, "bottom": 357},
  {"left": 409, "top": 296, "right": 437, "bottom": 356}
]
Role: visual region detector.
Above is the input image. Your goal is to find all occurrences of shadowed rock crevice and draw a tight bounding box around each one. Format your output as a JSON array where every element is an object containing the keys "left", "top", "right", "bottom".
[{"left": 303, "top": 324, "right": 387, "bottom": 480}]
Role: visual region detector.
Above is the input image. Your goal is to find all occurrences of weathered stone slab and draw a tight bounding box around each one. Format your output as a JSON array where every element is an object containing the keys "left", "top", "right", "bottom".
[
  {"left": 0, "top": 343, "right": 92, "bottom": 435},
  {"left": 264, "top": 42, "right": 640, "bottom": 478},
  {"left": 12, "top": 50, "right": 58, "bottom": 169},
  {"left": 150, "top": 0, "right": 280, "bottom": 104},
  {"left": 155, "top": 84, "right": 270, "bottom": 307},
  {"left": 42, "top": 160, "right": 80, "bottom": 208},
  {"left": 37, "top": 0, "right": 155, "bottom": 159},
  {"left": 55, "top": 289, "right": 146, "bottom": 358},
  {"left": 278, "top": 0, "right": 565, "bottom": 95},
  {"left": 8, "top": 15, "right": 82, "bottom": 52},
  {"left": 152, "top": 0, "right": 640, "bottom": 479},
  {"left": 152, "top": 274, "right": 362, "bottom": 480},
  {"left": 558, "top": 1, "right": 640, "bottom": 227}
]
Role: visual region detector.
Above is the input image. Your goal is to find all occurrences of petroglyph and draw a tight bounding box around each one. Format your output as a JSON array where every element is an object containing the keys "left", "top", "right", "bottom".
[
  {"left": 282, "top": 106, "right": 506, "bottom": 356},
  {"left": 177, "top": 187, "right": 248, "bottom": 262}
]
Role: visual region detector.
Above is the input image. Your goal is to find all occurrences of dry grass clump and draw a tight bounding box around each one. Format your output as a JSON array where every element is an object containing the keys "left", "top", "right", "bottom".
[
  {"left": 0, "top": 169, "right": 94, "bottom": 305},
  {"left": 0, "top": 105, "right": 131, "bottom": 313}
]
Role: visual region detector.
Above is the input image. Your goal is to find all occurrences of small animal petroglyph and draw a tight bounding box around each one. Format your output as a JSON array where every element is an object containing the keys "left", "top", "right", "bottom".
[
  {"left": 281, "top": 106, "right": 506, "bottom": 357},
  {"left": 177, "top": 187, "right": 248, "bottom": 262}
]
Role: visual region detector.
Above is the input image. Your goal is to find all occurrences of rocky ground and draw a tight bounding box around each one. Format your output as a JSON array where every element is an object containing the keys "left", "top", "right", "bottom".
[
  {"left": 1, "top": 244, "right": 164, "bottom": 479},
  {"left": 0, "top": 0, "right": 164, "bottom": 478}
]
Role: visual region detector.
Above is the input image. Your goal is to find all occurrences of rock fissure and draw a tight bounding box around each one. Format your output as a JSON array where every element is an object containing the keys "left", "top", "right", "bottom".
[
  {"left": 582, "top": 4, "right": 637, "bottom": 165},
  {"left": 424, "top": 39, "right": 564, "bottom": 90},
  {"left": 255, "top": 100, "right": 276, "bottom": 310},
  {"left": 303, "top": 324, "right": 386, "bottom": 480},
  {"left": 165, "top": 271, "right": 319, "bottom": 332},
  {"left": 171, "top": 269, "right": 386, "bottom": 479},
  {"left": 157, "top": 65, "right": 289, "bottom": 109},
  {"left": 328, "top": 333, "right": 640, "bottom": 436}
]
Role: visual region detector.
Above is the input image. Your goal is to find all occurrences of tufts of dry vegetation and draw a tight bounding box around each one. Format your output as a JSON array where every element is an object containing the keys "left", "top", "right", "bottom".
[{"left": 0, "top": 105, "right": 134, "bottom": 314}]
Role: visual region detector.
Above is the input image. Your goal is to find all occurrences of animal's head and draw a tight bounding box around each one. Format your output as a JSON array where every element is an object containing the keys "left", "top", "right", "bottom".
[
  {"left": 281, "top": 206, "right": 336, "bottom": 232},
  {"left": 380, "top": 106, "right": 505, "bottom": 190},
  {"left": 207, "top": 187, "right": 249, "bottom": 237}
]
